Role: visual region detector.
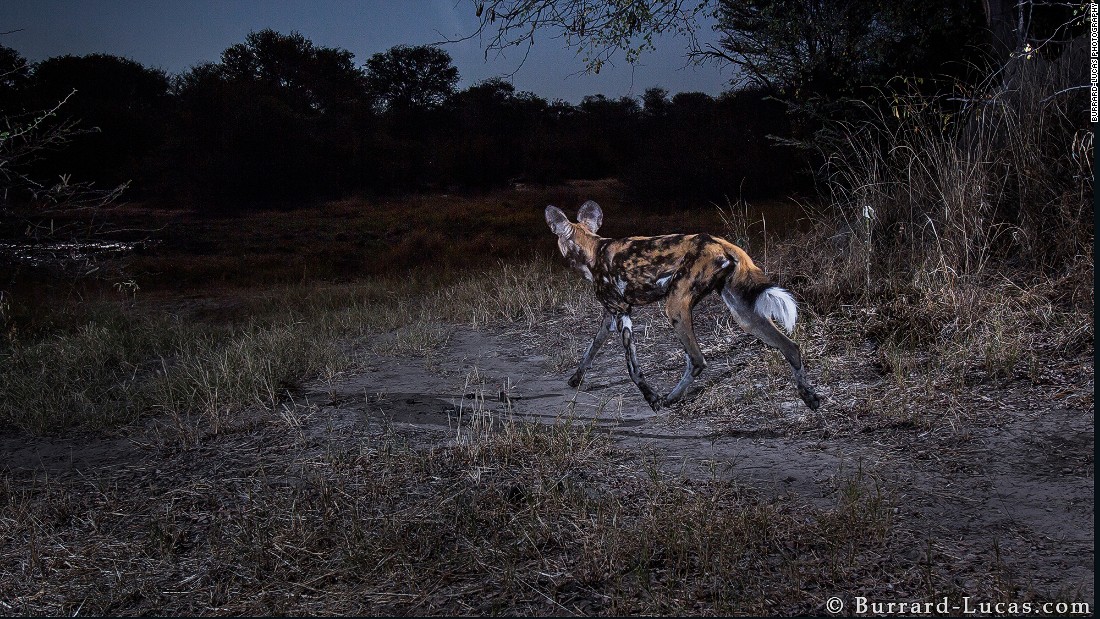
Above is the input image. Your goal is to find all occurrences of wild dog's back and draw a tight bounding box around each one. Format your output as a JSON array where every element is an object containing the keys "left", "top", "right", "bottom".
[
  {"left": 591, "top": 233, "right": 767, "bottom": 311},
  {"left": 591, "top": 234, "right": 708, "bottom": 308}
]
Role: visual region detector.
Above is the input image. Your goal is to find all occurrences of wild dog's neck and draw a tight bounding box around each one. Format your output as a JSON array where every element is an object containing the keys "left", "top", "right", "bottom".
[
  {"left": 561, "top": 227, "right": 603, "bottom": 282},
  {"left": 572, "top": 227, "right": 601, "bottom": 266}
]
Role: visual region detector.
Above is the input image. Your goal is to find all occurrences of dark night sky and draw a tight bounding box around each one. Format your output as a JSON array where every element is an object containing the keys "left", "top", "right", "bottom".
[{"left": 0, "top": 0, "right": 735, "bottom": 103}]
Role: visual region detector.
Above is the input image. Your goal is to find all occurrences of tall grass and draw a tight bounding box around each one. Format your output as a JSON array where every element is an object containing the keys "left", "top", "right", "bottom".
[
  {"left": 799, "top": 54, "right": 1091, "bottom": 305},
  {"left": 767, "top": 53, "right": 1093, "bottom": 384}
]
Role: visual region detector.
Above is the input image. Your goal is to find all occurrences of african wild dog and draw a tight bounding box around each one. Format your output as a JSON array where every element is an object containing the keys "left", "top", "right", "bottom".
[{"left": 546, "top": 200, "right": 821, "bottom": 411}]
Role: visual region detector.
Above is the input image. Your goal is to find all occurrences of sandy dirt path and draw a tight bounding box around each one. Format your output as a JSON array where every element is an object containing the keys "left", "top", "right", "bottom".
[
  {"left": 289, "top": 320, "right": 1093, "bottom": 604},
  {"left": 2, "top": 309, "right": 1091, "bottom": 606}
]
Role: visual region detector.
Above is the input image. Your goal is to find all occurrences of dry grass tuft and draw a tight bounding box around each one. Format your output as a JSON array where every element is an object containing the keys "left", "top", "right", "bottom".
[
  {"left": 0, "top": 256, "right": 590, "bottom": 434},
  {"left": 0, "top": 398, "right": 938, "bottom": 616}
]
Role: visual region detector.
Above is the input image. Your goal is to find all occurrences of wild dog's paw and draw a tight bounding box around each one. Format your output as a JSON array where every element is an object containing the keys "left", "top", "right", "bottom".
[
  {"left": 645, "top": 394, "right": 662, "bottom": 411},
  {"left": 567, "top": 372, "right": 583, "bottom": 388},
  {"left": 658, "top": 394, "right": 683, "bottom": 408},
  {"left": 799, "top": 385, "right": 821, "bottom": 410},
  {"left": 690, "top": 359, "right": 706, "bottom": 377}
]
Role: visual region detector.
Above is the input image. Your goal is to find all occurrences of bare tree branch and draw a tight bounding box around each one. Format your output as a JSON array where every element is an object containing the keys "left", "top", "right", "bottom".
[{"left": 451, "top": 0, "right": 713, "bottom": 73}]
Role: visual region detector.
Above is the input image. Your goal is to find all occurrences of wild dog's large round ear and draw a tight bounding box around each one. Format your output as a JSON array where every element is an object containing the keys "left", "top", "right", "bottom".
[
  {"left": 577, "top": 200, "right": 603, "bottom": 233},
  {"left": 545, "top": 205, "right": 573, "bottom": 237}
]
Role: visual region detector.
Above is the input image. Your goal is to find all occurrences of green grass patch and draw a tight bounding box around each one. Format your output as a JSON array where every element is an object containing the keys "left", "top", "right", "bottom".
[{"left": 0, "top": 258, "right": 589, "bottom": 434}]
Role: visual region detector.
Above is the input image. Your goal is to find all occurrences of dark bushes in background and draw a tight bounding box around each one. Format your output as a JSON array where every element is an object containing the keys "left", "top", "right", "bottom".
[
  {"left": 20, "top": 53, "right": 171, "bottom": 198},
  {"left": 0, "top": 32, "right": 811, "bottom": 213},
  {"left": 623, "top": 87, "right": 804, "bottom": 205},
  {"left": 0, "top": 1, "right": 1087, "bottom": 216}
]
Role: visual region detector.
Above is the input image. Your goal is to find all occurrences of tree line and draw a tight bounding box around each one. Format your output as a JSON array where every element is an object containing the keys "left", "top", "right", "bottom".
[
  {"left": 5, "top": 0, "right": 1077, "bottom": 212},
  {"left": 0, "top": 31, "right": 802, "bottom": 211}
]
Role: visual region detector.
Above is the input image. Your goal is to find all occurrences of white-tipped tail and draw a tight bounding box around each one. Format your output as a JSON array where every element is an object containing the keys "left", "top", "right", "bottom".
[{"left": 754, "top": 287, "right": 797, "bottom": 334}]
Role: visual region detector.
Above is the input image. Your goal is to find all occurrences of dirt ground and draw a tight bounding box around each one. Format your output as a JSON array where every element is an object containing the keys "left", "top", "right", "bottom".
[
  {"left": 2, "top": 292, "right": 1093, "bottom": 612},
  {"left": 307, "top": 305, "right": 1095, "bottom": 603}
]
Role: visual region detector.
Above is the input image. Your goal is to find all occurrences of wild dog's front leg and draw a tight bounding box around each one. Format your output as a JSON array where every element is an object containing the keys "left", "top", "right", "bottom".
[
  {"left": 568, "top": 311, "right": 614, "bottom": 388},
  {"left": 618, "top": 314, "right": 662, "bottom": 411}
]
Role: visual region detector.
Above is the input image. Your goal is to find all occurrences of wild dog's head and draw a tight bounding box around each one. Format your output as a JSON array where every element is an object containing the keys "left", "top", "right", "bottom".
[{"left": 545, "top": 200, "right": 603, "bottom": 281}]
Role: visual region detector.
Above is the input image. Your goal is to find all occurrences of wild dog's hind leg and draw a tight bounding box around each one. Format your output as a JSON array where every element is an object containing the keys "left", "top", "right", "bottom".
[
  {"left": 662, "top": 354, "right": 697, "bottom": 406},
  {"left": 721, "top": 289, "right": 821, "bottom": 410},
  {"left": 662, "top": 294, "right": 706, "bottom": 405},
  {"left": 568, "top": 311, "right": 614, "bottom": 388},
  {"left": 618, "top": 314, "right": 662, "bottom": 411}
]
